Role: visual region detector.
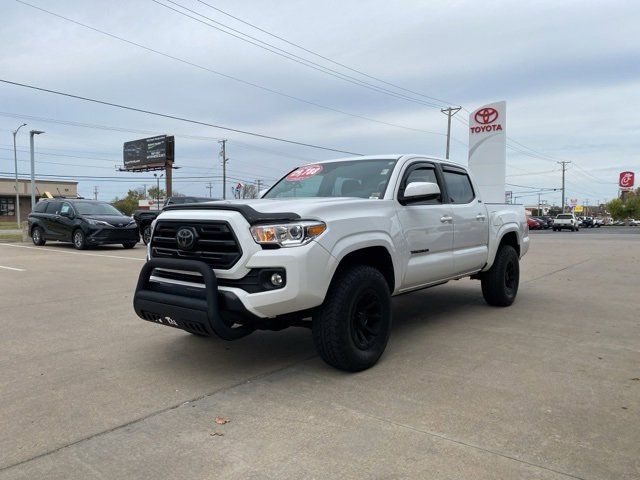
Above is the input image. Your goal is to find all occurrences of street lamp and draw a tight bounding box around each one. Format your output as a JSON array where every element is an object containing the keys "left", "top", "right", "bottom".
[
  {"left": 12, "top": 123, "right": 27, "bottom": 229},
  {"left": 153, "top": 173, "right": 164, "bottom": 210},
  {"left": 29, "top": 130, "right": 45, "bottom": 209}
]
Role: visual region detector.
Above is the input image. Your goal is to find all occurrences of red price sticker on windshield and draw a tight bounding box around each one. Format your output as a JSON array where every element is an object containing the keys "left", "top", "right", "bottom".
[{"left": 286, "top": 164, "right": 323, "bottom": 181}]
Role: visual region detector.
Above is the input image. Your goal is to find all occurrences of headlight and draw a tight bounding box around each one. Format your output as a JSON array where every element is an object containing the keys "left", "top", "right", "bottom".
[
  {"left": 127, "top": 220, "right": 137, "bottom": 227},
  {"left": 250, "top": 221, "right": 326, "bottom": 247},
  {"left": 85, "top": 218, "right": 110, "bottom": 226}
]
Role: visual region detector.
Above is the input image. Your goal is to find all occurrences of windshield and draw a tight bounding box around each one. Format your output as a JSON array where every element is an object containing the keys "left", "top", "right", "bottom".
[
  {"left": 75, "top": 202, "right": 124, "bottom": 216},
  {"left": 264, "top": 159, "right": 397, "bottom": 199},
  {"left": 557, "top": 214, "right": 573, "bottom": 219}
]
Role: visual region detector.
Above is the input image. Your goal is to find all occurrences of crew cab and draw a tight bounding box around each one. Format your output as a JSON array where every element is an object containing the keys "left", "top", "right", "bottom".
[
  {"left": 28, "top": 198, "right": 139, "bottom": 249},
  {"left": 553, "top": 213, "right": 580, "bottom": 231},
  {"left": 133, "top": 155, "right": 529, "bottom": 371}
]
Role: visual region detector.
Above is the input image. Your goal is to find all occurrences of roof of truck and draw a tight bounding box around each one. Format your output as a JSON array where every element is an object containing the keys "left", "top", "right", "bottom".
[{"left": 311, "top": 154, "right": 466, "bottom": 168}]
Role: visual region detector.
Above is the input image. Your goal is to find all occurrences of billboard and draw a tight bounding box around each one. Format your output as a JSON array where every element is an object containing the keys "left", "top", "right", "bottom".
[
  {"left": 619, "top": 171, "right": 635, "bottom": 190},
  {"left": 468, "top": 101, "right": 506, "bottom": 203},
  {"left": 123, "top": 135, "right": 174, "bottom": 170}
]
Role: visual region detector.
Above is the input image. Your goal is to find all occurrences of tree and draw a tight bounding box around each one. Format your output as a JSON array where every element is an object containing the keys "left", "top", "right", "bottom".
[
  {"left": 147, "top": 187, "right": 166, "bottom": 202},
  {"left": 112, "top": 189, "right": 145, "bottom": 216},
  {"left": 606, "top": 188, "right": 640, "bottom": 221}
]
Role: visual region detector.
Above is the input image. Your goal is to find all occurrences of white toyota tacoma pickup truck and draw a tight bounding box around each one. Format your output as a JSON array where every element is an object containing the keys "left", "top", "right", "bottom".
[{"left": 133, "top": 154, "right": 529, "bottom": 371}]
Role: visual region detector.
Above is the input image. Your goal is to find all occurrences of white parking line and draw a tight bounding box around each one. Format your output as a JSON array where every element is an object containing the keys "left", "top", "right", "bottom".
[
  {"left": 0, "top": 265, "right": 26, "bottom": 271},
  {"left": 0, "top": 243, "right": 145, "bottom": 261}
]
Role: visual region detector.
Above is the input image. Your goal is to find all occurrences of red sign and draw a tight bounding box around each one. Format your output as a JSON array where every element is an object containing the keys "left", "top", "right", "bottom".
[
  {"left": 286, "top": 164, "right": 323, "bottom": 182},
  {"left": 619, "top": 171, "right": 635, "bottom": 189},
  {"left": 475, "top": 108, "right": 499, "bottom": 125}
]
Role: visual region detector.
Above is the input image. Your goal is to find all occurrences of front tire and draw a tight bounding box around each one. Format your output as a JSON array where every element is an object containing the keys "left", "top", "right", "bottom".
[
  {"left": 142, "top": 225, "right": 152, "bottom": 245},
  {"left": 312, "top": 265, "right": 392, "bottom": 372},
  {"left": 73, "top": 229, "right": 87, "bottom": 250},
  {"left": 481, "top": 245, "right": 519, "bottom": 307},
  {"left": 31, "top": 226, "right": 46, "bottom": 246},
  {"left": 122, "top": 242, "right": 136, "bottom": 249}
]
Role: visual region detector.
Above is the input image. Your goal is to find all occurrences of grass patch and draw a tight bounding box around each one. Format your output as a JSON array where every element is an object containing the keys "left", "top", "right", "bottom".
[
  {"left": 0, "top": 221, "right": 26, "bottom": 230},
  {"left": 0, "top": 233, "right": 22, "bottom": 242}
]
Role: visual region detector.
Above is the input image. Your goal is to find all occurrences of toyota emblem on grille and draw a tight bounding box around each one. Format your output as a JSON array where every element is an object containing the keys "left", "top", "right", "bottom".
[{"left": 176, "top": 227, "right": 196, "bottom": 250}]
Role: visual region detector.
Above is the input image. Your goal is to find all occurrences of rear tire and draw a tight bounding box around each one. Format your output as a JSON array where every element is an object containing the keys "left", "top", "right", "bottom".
[
  {"left": 312, "top": 265, "right": 392, "bottom": 372},
  {"left": 31, "top": 226, "right": 46, "bottom": 246},
  {"left": 73, "top": 229, "right": 87, "bottom": 250},
  {"left": 481, "top": 245, "right": 519, "bottom": 307},
  {"left": 122, "top": 242, "right": 136, "bottom": 249}
]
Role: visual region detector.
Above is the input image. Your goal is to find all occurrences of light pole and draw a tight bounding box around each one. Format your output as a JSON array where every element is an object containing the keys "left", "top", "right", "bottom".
[
  {"left": 153, "top": 173, "right": 164, "bottom": 210},
  {"left": 12, "top": 123, "right": 27, "bottom": 228},
  {"left": 29, "top": 130, "right": 45, "bottom": 209}
]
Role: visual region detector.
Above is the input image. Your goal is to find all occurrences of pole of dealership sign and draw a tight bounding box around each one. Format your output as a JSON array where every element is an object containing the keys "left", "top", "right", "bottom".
[
  {"left": 29, "top": 130, "right": 44, "bottom": 209},
  {"left": 440, "top": 107, "right": 461, "bottom": 159},
  {"left": 12, "top": 123, "right": 26, "bottom": 228}
]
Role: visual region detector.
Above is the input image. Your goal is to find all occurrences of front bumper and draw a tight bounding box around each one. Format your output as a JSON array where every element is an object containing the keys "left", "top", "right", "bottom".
[
  {"left": 133, "top": 258, "right": 254, "bottom": 340},
  {"left": 86, "top": 225, "right": 139, "bottom": 245}
]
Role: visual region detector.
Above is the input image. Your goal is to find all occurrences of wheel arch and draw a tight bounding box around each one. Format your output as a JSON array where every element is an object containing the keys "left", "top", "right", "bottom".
[
  {"left": 331, "top": 245, "right": 396, "bottom": 293},
  {"left": 484, "top": 225, "right": 521, "bottom": 271}
]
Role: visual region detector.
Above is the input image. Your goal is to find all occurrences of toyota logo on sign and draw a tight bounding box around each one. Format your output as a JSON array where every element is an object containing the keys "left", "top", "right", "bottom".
[
  {"left": 619, "top": 171, "right": 635, "bottom": 189},
  {"left": 176, "top": 227, "right": 196, "bottom": 250},
  {"left": 475, "top": 108, "right": 499, "bottom": 125}
]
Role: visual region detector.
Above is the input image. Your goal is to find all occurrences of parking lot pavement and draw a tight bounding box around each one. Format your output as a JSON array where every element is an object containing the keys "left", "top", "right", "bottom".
[{"left": 1, "top": 234, "right": 639, "bottom": 480}]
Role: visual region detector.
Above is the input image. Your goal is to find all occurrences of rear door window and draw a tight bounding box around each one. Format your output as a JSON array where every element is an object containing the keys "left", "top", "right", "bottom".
[
  {"left": 33, "top": 201, "right": 47, "bottom": 213},
  {"left": 45, "top": 201, "right": 62, "bottom": 214},
  {"left": 442, "top": 169, "right": 475, "bottom": 204}
]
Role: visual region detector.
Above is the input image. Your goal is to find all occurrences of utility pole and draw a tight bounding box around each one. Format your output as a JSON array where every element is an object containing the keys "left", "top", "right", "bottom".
[
  {"left": 12, "top": 123, "right": 27, "bottom": 229},
  {"left": 537, "top": 193, "right": 541, "bottom": 216},
  {"left": 218, "top": 139, "right": 228, "bottom": 199},
  {"left": 29, "top": 130, "right": 45, "bottom": 209},
  {"left": 255, "top": 179, "right": 262, "bottom": 198},
  {"left": 93, "top": 186, "right": 98, "bottom": 200},
  {"left": 440, "top": 106, "right": 461, "bottom": 159},
  {"left": 206, "top": 182, "right": 213, "bottom": 198},
  {"left": 557, "top": 161, "right": 571, "bottom": 213}
]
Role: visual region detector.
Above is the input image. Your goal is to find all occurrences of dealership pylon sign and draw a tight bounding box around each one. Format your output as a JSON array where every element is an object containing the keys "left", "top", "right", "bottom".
[{"left": 468, "top": 101, "right": 507, "bottom": 203}]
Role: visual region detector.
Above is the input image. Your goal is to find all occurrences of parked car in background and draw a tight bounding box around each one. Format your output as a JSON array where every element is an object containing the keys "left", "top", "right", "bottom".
[
  {"left": 553, "top": 213, "right": 580, "bottom": 231},
  {"left": 134, "top": 196, "right": 214, "bottom": 244},
  {"left": 581, "top": 216, "right": 594, "bottom": 228},
  {"left": 28, "top": 199, "right": 139, "bottom": 249},
  {"left": 527, "top": 217, "right": 541, "bottom": 230},
  {"left": 593, "top": 218, "right": 603, "bottom": 227},
  {"left": 533, "top": 216, "right": 552, "bottom": 229},
  {"left": 630, "top": 219, "right": 640, "bottom": 226}
]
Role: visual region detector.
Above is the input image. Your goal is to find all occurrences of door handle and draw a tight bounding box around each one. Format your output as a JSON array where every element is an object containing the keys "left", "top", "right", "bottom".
[
  {"left": 440, "top": 215, "right": 453, "bottom": 223},
  {"left": 476, "top": 214, "right": 486, "bottom": 221}
]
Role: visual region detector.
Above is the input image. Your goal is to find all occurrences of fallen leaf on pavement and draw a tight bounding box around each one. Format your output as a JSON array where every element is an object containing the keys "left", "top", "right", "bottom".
[
  {"left": 210, "top": 432, "right": 224, "bottom": 436},
  {"left": 215, "top": 416, "right": 230, "bottom": 425}
]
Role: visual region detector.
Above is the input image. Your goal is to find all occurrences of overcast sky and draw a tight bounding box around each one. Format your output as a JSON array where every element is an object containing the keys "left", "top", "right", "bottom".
[{"left": 1, "top": 0, "right": 639, "bottom": 205}]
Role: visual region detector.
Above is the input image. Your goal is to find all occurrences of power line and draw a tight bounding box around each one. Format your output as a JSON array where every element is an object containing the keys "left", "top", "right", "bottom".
[
  {"left": 0, "top": 111, "right": 321, "bottom": 164},
  {"left": 0, "top": 78, "right": 362, "bottom": 156},
  {"left": 152, "top": 0, "right": 444, "bottom": 109},
  {"left": 13, "top": 0, "right": 447, "bottom": 138},
  {"left": 196, "top": 0, "right": 455, "bottom": 107}
]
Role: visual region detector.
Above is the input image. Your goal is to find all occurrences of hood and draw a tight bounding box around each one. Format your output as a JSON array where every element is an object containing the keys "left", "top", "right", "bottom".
[
  {"left": 83, "top": 214, "right": 133, "bottom": 227},
  {"left": 203, "top": 197, "right": 385, "bottom": 219}
]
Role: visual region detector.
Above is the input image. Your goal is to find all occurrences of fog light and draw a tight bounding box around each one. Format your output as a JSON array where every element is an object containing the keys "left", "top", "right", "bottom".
[{"left": 270, "top": 273, "right": 283, "bottom": 286}]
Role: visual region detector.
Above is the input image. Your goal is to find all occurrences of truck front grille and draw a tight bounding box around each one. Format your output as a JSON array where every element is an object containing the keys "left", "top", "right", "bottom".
[{"left": 150, "top": 220, "right": 242, "bottom": 270}]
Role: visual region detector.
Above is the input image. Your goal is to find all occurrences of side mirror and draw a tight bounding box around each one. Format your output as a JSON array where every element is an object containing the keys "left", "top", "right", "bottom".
[{"left": 401, "top": 182, "right": 440, "bottom": 204}]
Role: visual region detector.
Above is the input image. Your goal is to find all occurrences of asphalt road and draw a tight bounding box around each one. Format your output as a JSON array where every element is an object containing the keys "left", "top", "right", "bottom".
[{"left": 0, "top": 231, "right": 638, "bottom": 479}]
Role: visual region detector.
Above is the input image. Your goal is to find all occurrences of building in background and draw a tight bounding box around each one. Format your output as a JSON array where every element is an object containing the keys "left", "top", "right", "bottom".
[{"left": 0, "top": 177, "right": 78, "bottom": 223}]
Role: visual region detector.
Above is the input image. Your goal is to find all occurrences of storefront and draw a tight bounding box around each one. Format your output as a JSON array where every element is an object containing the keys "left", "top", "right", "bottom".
[{"left": 0, "top": 177, "right": 78, "bottom": 224}]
